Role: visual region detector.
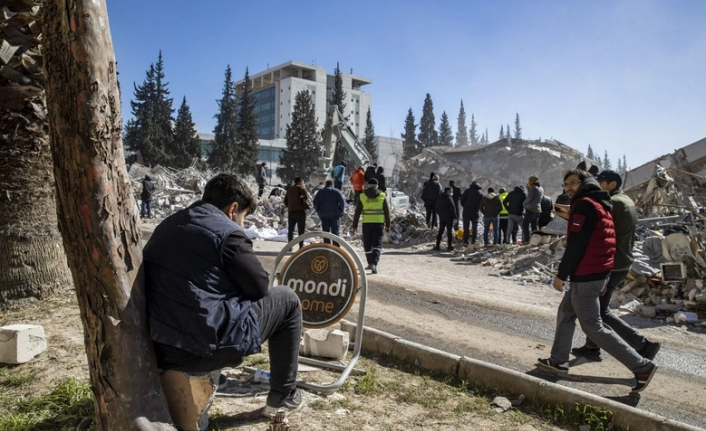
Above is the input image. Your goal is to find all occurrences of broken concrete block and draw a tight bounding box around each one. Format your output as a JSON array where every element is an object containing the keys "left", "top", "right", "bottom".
[
  {"left": 301, "top": 329, "right": 349, "bottom": 360},
  {"left": 641, "top": 306, "right": 657, "bottom": 319},
  {"left": 0, "top": 324, "right": 47, "bottom": 364},
  {"left": 529, "top": 234, "right": 543, "bottom": 246}
]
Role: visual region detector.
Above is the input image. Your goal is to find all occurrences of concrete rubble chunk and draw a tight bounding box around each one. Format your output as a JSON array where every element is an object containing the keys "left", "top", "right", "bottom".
[
  {"left": 300, "top": 329, "right": 349, "bottom": 360},
  {"left": 0, "top": 324, "right": 47, "bottom": 364}
]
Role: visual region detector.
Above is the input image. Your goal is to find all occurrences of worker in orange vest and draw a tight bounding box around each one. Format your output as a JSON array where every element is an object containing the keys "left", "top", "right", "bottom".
[{"left": 350, "top": 165, "right": 366, "bottom": 204}]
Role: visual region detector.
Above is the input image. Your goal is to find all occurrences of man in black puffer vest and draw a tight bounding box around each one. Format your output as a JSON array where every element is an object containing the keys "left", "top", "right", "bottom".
[{"left": 144, "top": 173, "right": 304, "bottom": 418}]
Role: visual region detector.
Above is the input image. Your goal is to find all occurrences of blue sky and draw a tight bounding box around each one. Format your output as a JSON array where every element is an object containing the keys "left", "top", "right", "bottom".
[{"left": 106, "top": 0, "right": 705, "bottom": 169}]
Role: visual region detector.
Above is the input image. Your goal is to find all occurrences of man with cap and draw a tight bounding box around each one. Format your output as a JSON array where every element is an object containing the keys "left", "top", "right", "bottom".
[
  {"left": 352, "top": 178, "right": 391, "bottom": 274},
  {"left": 313, "top": 180, "right": 346, "bottom": 246},
  {"left": 572, "top": 170, "right": 661, "bottom": 362},
  {"left": 332, "top": 161, "right": 347, "bottom": 191}
]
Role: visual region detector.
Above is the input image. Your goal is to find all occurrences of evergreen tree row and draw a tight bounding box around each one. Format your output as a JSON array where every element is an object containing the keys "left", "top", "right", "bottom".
[
  {"left": 123, "top": 51, "right": 201, "bottom": 169},
  {"left": 124, "top": 52, "right": 261, "bottom": 175},
  {"left": 586, "top": 144, "right": 629, "bottom": 174}
]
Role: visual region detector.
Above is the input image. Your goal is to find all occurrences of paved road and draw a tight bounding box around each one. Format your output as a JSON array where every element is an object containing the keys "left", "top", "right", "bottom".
[{"left": 254, "top": 241, "right": 706, "bottom": 429}]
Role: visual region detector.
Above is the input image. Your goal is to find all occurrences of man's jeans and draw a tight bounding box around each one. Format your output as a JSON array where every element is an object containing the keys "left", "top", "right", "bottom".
[
  {"left": 436, "top": 220, "right": 454, "bottom": 249},
  {"left": 462, "top": 215, "right": 479, "bottom": 244},
  {"left": 522, "top": 211, "right": 540, "bottom": 244},
  {"left": 141, "top": 199, "right": 152, "bottom": 218},
  {"left": 425, "top": 202, "right": 437, "bottom": 228},
  {"left": 363, "top": 223, "right": 384, "bottom": 266},
  {"left": 321, "top": 217, "right": 341, "bottom": 246},
  {"left": 584, "top": 270, "right": 648, "bottom": 351},
  {"left": 153, "top": 286, "right": 302, "bottom": 401},
  {"left": 334, "top": 180, "right": 343, "bottom": 190},
  {"left": 483, "top": 216, "right": 499, "bottom": 245},
  {"left": 506, "top": 214, "right": 523, "bottom": 244},
  {"left": 287, "top": 210, "right": 306, "bottom": 249},
  {"left": 550, "top": 278, "right": 652, "bottom": 373}
]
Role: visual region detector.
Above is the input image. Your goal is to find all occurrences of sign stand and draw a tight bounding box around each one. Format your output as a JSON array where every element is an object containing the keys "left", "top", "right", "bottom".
[{"left": 269, "top": 231, "right": 367, "bottom": 394}]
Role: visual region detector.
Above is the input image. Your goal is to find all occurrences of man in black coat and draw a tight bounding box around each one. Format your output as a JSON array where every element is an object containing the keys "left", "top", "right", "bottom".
[
  {"left": 449, "top": 181, "right": 462, "bottom": 229},
  {"left": 460, "top": 181, "right": 483, "bottom": 245},
  {"left": 140, "top": 175, "right": 155, "bottom": 218},
  {"left": 421, "top": 175, "right": 442, "bottom": 228},
  {"left": 374, "top": 166, "right": 387, "bottom": 192},
  {"left": 503, "top": 186, "right": 526, "bottom": 244},
  {"left": 434, "top": 187, "right": 457, "bottom": 251},
  {"left": 539, "top": 195, "right": 555, "bottom": 228}
]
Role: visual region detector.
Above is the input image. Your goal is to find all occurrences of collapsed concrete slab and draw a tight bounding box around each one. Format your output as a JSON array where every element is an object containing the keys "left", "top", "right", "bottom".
[{"left": 400, "top": 138, "right": 594, "bottom": 200}]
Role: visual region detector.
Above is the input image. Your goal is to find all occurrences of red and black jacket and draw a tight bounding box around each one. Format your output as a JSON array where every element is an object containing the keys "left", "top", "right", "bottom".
[{"left": 557, "top": 178, "right": 616, "bottom": 282}]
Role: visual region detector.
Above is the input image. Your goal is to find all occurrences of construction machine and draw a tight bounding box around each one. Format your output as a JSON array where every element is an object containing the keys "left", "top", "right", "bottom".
[{"left": 309, "top": 105, "right": 372, "bottom": 187}]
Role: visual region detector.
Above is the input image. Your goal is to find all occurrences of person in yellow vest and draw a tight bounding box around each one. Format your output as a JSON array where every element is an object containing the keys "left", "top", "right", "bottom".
[
  {"left": 352, "top": 178, "right": 391, "bottom": 274},
  {"left": 498, "top": 187, "right": 510, "bottom": 244}
]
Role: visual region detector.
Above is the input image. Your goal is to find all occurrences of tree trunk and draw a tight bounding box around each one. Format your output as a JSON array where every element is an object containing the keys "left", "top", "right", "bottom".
[
  {"left": 0, "top": 0, "right": 73, "bottom": 303},
  {"left": 41, "top": 1, "right": 175, "bottom": 429}
]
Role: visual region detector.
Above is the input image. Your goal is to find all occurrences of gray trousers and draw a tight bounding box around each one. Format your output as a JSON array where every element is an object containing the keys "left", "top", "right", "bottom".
[
  {"left": 506, "top": 214, "right": 523, "bottom": 244},
  {"left": 550, "top": 278, "right": 652, "bottom": 373},
  {"left": 585, "top": 270, "right": 648, "bottom": 351}
]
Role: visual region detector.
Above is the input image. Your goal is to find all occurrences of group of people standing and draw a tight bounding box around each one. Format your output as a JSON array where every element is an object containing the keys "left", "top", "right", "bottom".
[{"left": 421, "top": 173, "right": 556, "bottom": 250}]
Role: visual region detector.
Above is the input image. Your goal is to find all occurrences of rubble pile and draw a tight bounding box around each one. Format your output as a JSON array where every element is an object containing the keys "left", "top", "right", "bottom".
[{"left": 129, "top": 163, "right": 210, "bottom": 218}]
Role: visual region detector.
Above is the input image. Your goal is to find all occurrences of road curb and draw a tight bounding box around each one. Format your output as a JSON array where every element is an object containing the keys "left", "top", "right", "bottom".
[{"left": 339, "top": 320, "right": 703, "bottom": 431}]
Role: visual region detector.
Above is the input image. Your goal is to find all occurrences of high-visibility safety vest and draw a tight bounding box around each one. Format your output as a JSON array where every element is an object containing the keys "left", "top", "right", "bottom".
[
  {"left": 499, "top": 192, "right": 509, "bottom": 215},
  {"left": 361, "top": 192, "right": 386, "bottom": 224}
]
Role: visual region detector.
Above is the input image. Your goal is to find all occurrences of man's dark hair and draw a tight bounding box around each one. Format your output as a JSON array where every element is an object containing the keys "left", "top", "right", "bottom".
[
  {"left": 449, "top": 180, "right": 455, "bottom": 186},
  {"left": 444, "top": 186, "right": 452, "bottom": 193},
  {"left": 261, "top": 162, "right": 266, "bottom": 166},
  {"left": 488, "top": 187, "right": 495, "bottom": 193},
  {"left": 202, "top": 173, "right": 256, "bottom": 214},
  {"left": 295, "top": 177, "right": 303, "bottom": 184},
  {"left": 325, "top": 180, "right": 333, "bottom": 187},
  {"left": 563, "top": 169, "right": 588, "bottom": 181}
]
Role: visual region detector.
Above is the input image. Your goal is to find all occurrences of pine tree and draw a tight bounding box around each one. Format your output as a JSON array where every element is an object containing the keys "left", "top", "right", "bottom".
[
  {"left": 363, "top": 107, "right": 378, "bottom": 162},
  {"left": 234, "top": 67, "right": 259, "bottom": 175},
  {"left": 401, "top": 108, "right": 419, "bottom": 160},
  {"left": 124, "top": 63, "right": 166, "bottom": 165},
  {"left": 622, "top": 155, "right": 628, "bottom": 173},
  {"left": 438, "top": 111, "right": 453, "bottom": 146},
  {"left": 616, "top": 157, "right": 623, "bottom": 174},
  {"left": 171, "top": 96, "right": 202, "bottom": 168},
  {"left": 499, "top": 125, "right": 504, "bottom": 141},
  {"left": 506, "top": 124, "right": 512, "bottom": 140},
  {"left": 469, "top": 114, "right": 479, "bottom": 146},
  {"left": 152, "top": 51, "right": 175, "bottom": 164},
  {"left": 587, "top": 144, "right": 595, "bottom": 160},
  {"left": 484, "top": 128, "right": 489, "bottom": 145},
  {"left": 603, "top": 150, "right": 612, "bottom": 170},
  {"left": 418, "top": 93, "right": 438, "bottom": 148},
  {"left": 208, "top": 65, "right": 238, "bottom": 170},
  {"left": 514, "top": 113, "right": 522, "bottom": 139},
  {"left": 455, "top": 100, "right": 469, "bottom": 147},
  {"left": 277, "top": 90, "right": 321, "bottom": 183},
  {"left": 329, "top": 62, "right": 352, "bottom": 167}
]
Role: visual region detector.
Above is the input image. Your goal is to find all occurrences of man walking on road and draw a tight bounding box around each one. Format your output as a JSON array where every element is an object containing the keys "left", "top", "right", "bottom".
[
  {"left": 284, "top": 177, "right": 310, "bottom": 249},
  {"left": 460, "top": 181, "right": 483, "bottom": 246},
  {"left": 434, "top": 186, "right": 457, "bottom": 251},
  {"left": 332, "top": 161, "right": 347, "bottom": 191},
  {"left": 480, "top": 187, "right": 503, "bottom": 246},
  {"left": 313, "top": 180, "right": 346, "bottom": 246},
  {"left": 257, "top": 162, "right": 268, "bottom": 197},
  {"left": 503, "top": 186, "right": 526, "bottom": 245},
  {"left": 571, "top": 170, "right": 661, "bottom": 362},
  {"left": 522, "top": 175, "right": 543, "bottom": 244},
  {"left": 538, "top": 169, "right": 658, "bottom": 393},
  {"left": 352, "top": 178, "right": 391, "bottom": 275}
]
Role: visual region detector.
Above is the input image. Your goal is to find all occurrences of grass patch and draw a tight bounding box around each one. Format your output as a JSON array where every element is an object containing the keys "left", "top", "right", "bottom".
[
  {"left": 0, "top": 369, "right": 37, "bottom": 388},
  {"left": 535, "top": 401, "right": 614, "bottom": 431},
  {"left": 0, "top": 378, "right": 94, "bottom": 431},
  {"left": 354, "top": 367, "right": 381, "bottom": 395}
]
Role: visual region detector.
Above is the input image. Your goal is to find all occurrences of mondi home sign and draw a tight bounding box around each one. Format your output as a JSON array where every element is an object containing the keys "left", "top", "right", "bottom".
[{"left": 280, "top": 244, "right": 358, "bottom": 328}]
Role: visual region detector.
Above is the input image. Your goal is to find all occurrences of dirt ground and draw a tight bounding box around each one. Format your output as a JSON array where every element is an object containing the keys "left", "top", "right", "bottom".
[{"left": 0, "top": 286, "right": 572, "bottom": 431}]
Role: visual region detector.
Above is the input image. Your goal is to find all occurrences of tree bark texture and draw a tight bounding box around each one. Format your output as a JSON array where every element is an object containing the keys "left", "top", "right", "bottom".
[
  {"left": 41, "top": 1, "right": 174, "bottom": 429},
  {"left": 0, "top": 0, "right": 73, "bottom": 303}
]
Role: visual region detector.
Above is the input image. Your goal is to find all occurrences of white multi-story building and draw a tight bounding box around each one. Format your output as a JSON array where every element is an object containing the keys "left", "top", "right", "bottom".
[{"left": 234, "top": 60, "right": 372, "bottom": 140}]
